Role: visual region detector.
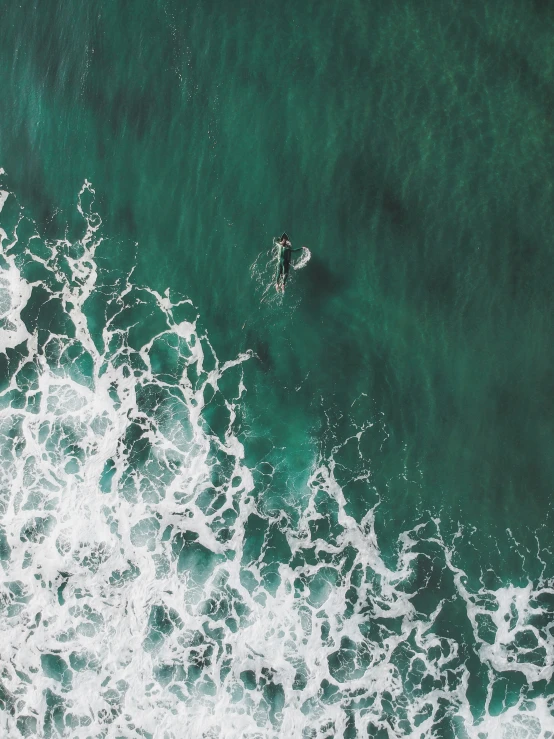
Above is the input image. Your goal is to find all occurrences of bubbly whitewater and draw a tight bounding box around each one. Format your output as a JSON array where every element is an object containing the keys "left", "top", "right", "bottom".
[
  {"left": 292, "top": 247, "right": 311, "bottom": 271},
  {"left": 0, "top": 178, "right": 553, "bottom": 738}
]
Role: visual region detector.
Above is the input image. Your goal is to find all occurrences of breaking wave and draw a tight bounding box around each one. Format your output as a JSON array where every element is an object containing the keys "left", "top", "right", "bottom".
[{"left": 0, "top": 175, "right": 553, "bottom": 738}]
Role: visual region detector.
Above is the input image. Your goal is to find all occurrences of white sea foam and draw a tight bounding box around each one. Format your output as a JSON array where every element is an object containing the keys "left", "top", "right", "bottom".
[
  {"left": 292, "top": 247, "right": 311, "bottom": 270},
  {"left": 0, "top": 180, "right": 553, "bottom": 738}
]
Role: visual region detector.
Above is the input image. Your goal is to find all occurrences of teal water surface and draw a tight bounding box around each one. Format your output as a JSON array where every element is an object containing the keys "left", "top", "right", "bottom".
[{"left": 1, "top": 1, "right": 554, "bottom": 736}]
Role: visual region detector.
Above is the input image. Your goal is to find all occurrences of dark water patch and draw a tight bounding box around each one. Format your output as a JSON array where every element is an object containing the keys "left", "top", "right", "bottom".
[{"left": 301, "top": 256, "right": 347, "bottom": 320}]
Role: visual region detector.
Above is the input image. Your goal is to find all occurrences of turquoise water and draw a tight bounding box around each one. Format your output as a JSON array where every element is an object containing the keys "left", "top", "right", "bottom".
[{"left": 1, "top": 1, "right": 554, "bottom": 736}]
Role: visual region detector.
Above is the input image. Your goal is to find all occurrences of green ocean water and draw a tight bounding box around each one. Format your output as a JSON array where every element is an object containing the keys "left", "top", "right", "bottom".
[{"left": 1, "top": 1, "right": 554, "bottom": 736}]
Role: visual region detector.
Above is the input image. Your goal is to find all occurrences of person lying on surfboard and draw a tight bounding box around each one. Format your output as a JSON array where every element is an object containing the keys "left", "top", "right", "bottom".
[{"left": 275, "top": 233, "right": 302, "bottom": 292}]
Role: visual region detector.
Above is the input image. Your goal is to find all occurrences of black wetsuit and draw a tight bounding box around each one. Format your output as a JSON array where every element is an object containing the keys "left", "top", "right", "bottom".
[{"left": 277, "top": 242, "right": 301, "bottom": 287}]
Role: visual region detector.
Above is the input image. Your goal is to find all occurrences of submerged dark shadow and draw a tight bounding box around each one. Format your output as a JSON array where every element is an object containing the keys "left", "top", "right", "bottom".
[
  {"left": 243, "top": 329, "right": 273, "bottom": 373},
  {"left": 301, "top": 257, "right": 347, "bottom": 317},
  {"left": 533, "top": 0, "right": 554, "bottom": 15},
  {"left": 253, "top": 338, "right": 273, "bottom": 372},
  {"left": 381, "top": 183, "right": 410, "bottom": 230},
  {"left": 333, "top": 145, "right": 414, "bottom": 237},
  {"left": 116, "top": 202, "right": 138, "bottom": 240}
]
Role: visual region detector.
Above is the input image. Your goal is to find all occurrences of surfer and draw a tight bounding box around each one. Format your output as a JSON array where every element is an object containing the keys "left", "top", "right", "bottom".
[{"left": 275, "top": 233, "right": 302, "bottom": 292}]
